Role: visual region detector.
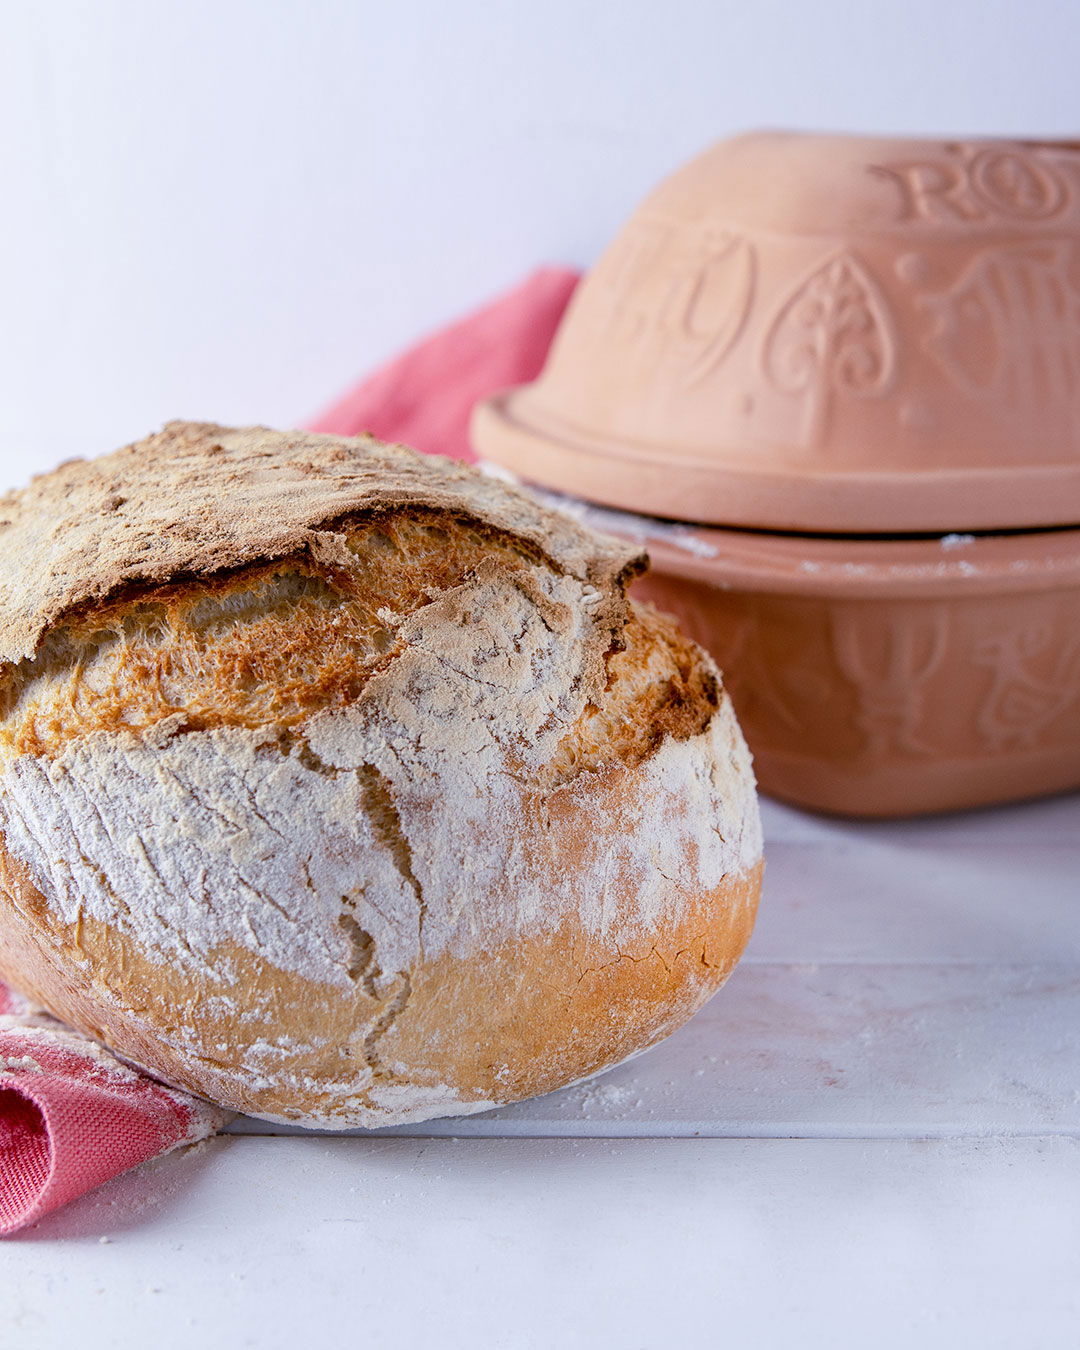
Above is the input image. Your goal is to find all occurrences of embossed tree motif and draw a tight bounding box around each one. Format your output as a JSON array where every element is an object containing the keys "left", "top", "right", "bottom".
[
  {"left": 763, "top": 251, "right": 898, "bottom": 447},
  {"left": 830, "top": 606, "right": 948, "bottom": 758},
  {"left": 974, "top": 624, "right": 1080, "bottom": 750}
]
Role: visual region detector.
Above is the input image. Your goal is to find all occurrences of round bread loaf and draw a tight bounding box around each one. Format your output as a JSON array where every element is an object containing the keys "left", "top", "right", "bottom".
[{"left": 0, "top": 422, "right": 762, "bottom": 1128}]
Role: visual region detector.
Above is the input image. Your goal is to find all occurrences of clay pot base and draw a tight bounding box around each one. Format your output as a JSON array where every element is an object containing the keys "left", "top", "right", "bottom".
[
  {"left": 745, "top": 740, "right": 1080, "bottom": 819},
  {"left": 629, "top": 522, "right": 1080, "bottom": 817},
  {"left": 488, "top": 472, "right": 1080, "bottom": 817}
]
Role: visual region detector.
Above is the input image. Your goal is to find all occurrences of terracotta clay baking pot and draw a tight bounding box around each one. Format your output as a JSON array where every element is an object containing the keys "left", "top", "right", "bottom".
[
  {"left": 506, "top": 489, "right": 1080, "bottom": 817},
  {"left": 473, "top": 129, "right": 1080, "bottom": 815},
  {"left": 473, "top": 131, "right": 1080, "bottom": 534}
]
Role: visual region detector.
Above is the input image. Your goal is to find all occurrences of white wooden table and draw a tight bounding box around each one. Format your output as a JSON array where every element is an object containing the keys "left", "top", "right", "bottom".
[{"left": 3, "top": 793, "right": 1079, "bottom": 1348}]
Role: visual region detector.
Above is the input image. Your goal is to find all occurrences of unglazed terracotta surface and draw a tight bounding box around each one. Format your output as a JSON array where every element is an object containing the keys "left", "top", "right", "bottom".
[
  {"left": 634, "top": 525, "right": 1080, "bottom": 816},
  {"left": 473, "top": 131, "right": 1080, "bottom": 533}
]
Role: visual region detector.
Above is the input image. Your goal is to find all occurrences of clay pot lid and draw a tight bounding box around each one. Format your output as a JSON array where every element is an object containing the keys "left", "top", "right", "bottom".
[
  {"left": 473, "top": 130, "right": 1080, "bottom": 534},
  {"left": 510, "top": 476, "right": 1080, "bottom": 601}
]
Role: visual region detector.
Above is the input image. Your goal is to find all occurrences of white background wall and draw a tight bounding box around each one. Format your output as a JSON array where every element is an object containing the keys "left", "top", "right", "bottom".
[{"left": 1, "top": 0, "right": 1075, "bottom": 485}]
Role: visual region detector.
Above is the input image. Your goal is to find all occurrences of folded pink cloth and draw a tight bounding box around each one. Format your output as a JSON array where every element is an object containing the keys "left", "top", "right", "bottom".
[
  {"left": 0, "top": 998, "right": 226, "bottom": 1235},
  {"left": 307, "top": 265, "right": 580, "bottom": 458},
  {"left": 0, "top": 264, "right": 581, "bottom": 1233}
]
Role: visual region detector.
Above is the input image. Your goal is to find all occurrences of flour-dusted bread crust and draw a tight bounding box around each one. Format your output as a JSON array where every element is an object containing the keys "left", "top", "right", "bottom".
[{"left": 0, "top": 423, "right": 762, "bottom": 1127}]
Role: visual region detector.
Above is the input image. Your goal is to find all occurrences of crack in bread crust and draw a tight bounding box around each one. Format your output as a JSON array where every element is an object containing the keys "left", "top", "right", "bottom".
[
  {"left": 0, "top": 512, "right": 566, "bottom": 757},
  {"left": 0, "top": 422, "right": 645, "bottom": 668},
  {"left": 0, "top": 515, "right": 717, "bottom": 794}
]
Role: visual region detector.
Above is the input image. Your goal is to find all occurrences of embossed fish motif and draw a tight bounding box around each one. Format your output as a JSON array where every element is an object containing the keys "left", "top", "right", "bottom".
[
  {"left": 922, "top": 242, "right": 1080, "bottom": 405},
  {"left": 975, "top": 625, "right": 1080, "bottom": 750}
]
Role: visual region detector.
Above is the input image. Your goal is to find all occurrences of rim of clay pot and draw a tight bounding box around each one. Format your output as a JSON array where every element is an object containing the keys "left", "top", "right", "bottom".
[
  {"left": 509, "top": 475, "right": 1080, "bottom": 600},
  {"left": 474, "top": 392, "right": 1080, "bottom": 535}
]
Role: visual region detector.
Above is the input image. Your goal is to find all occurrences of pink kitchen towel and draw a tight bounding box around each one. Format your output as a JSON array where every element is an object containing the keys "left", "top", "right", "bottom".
[
  {"left": 0, "top": 997, "right": 226, "bottom": 1235},
  {"left": 307, "top": 265, "right": 580, "bottom": 456},
  {"left": 0, "top": 263, "right": 582, "bottom": 1233}
]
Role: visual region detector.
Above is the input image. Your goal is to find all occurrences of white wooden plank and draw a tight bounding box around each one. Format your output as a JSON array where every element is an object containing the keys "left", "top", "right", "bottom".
[
  {"left": 4, "top": 1136, "right": 1078, "bottom": 1350},
  {"left": 750, "top": 840, "right": 1080, "bottom": 964},
  {"left": 226, "top": 961, "right": 1080, "bottom": 1138}
]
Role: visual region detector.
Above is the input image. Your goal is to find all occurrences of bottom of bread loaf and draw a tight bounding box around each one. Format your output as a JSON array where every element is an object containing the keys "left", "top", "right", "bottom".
[{"left": 0, "top": 831, "right": 761, "bottom": 1128}]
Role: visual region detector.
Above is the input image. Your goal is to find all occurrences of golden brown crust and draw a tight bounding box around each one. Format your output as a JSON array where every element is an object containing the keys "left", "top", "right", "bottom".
[
  {"left": 0, "top": 471, "right": 718, "bottom": 786},
  {"left": 0, "top": 421, "right": 644, "bottom": 667},
  {"left": 545, "top": 601, "right": 720, "bottom": 785},
  {"left": 0, "top": 511, "right": 572, "bottom": 757}
]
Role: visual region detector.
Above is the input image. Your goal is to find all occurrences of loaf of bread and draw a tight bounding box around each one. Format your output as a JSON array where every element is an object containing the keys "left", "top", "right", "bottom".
[{"left": 0, "top": 422, "right": 762, "bottom": 1128}]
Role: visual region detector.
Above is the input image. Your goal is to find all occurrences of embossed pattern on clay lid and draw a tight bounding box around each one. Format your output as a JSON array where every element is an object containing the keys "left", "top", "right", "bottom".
[{"left": 473, "top": 131, "right": 1080, "bottom": 533}]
